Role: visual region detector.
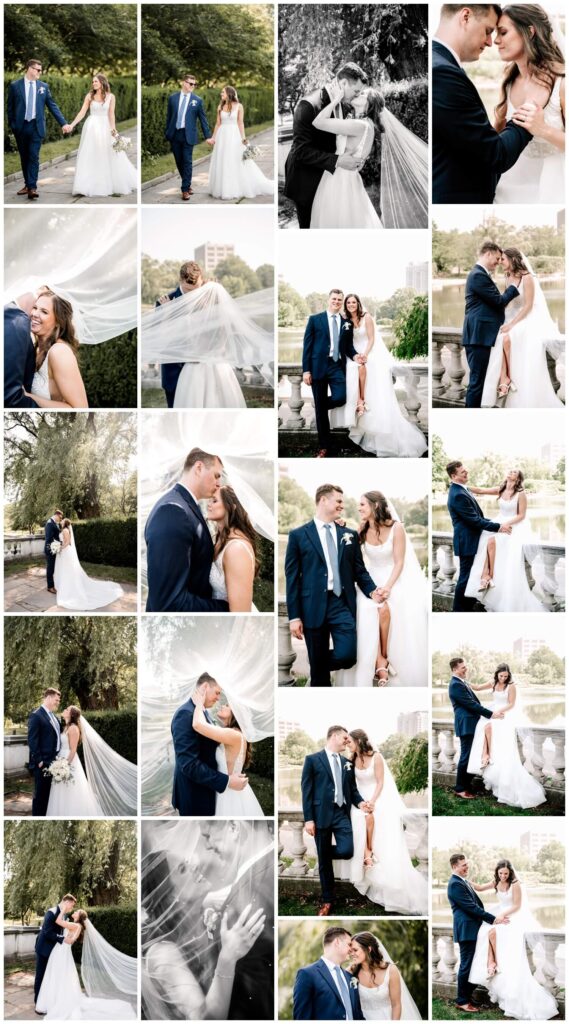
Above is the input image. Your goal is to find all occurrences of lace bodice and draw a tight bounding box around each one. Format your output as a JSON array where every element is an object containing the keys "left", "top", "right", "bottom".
[
  {"left": 220, "top": 109, "right": 238, "bottom": 123},
  {"left": 358, "top": 965, "right": 393, "bottom": 1020},
  {"left": 506, "top": 78, "right": 563, "bottom": 159},
  {"left": 216, "top": 734, "right": 247, "bottom": 774},
  {"left": 490, "top": 688, "right": 511, "bottom": 710},
  {"left": 31, "top": 351, "right": 50, "bottom": 399},
  {"left": 209, "top": 539, "right": 255, "bottom": 600},
  {"left": 89, "top": 97, "right": 111, "bottom": 117},
  {"left": 503, "top": 275, "right": 526, "bottom": 323}
]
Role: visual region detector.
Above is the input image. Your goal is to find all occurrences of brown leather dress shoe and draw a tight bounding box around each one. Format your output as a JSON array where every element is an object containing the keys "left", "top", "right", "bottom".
[
  {"left": 47, "top": 587, "right": 57, "bottom": 594},
  {"left": 316, "top": 448, "right": 328, "bottom": 458},
  {"left": 187, "top": 187, "right": 194, "bottom": 195},
  {"left": 455, "top": 1004, "right": 480, "bottom": 1013},
  {"left": 317, "top": 903, "right": 333, "bottom": 916},
  {"left": 17, "top": 185, "right": 30, "bottom": 196},
  {"left": 181, "top": 191, "right": 191, "bottom": 200},
  {"left": 28, "top": 189, "right": 39, "bottom": 200}
]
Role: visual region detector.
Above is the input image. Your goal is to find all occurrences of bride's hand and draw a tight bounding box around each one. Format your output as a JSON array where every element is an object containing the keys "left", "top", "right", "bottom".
[
  {"left": 219, "top": 904, "right": 266, "bottom": 960},
  {"left": 512, "top": 101, "right": 544, "bottom": 137},
  {"left": 192, "top": 688, "right": 205, "bottom": 709},
  {"left": 326, "top": 80, "right": 344, "bottom": 105}
]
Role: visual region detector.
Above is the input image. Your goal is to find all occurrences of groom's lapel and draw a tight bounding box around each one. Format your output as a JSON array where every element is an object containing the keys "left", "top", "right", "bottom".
[
  {"left": 305, "top": 521, "right": 326, "bottom": 566},
  {"left": 318, "top": 749, "right": 335, "bottom": 785},
  {"left": 315, "top": 960, "right": 344, "bottom": 1006},
  {"left": 175, "top": 483, "right": 209, "bottom": 532},
  {"left": 335, "top": 523, "right": 347, "bottom": 563}
]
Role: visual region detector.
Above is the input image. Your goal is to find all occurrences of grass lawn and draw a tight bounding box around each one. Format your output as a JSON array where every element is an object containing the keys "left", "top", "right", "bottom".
[
  {"left": 4, "top": 119, "right": 137, "bottom": 177},
  {"left": 4, "top": 557, "right": 136, "bottom": 586},
  {"left": 432, "top": 785, "right": 559, "bottom": 817},
  {"left": 141, "top": 120, "right": 274, "bottom": 182},
  {"left": 142, "top": 385, "right": 274, "bottom": 409},
  {"left": 432, "top": 997, "right": 510, "bottom": 1020},
  {"left": 278, "top": 889, "right": 397, "bottom": 917},
  {"left": 248, "top": 772, "right": 274, "bottom": 816}
]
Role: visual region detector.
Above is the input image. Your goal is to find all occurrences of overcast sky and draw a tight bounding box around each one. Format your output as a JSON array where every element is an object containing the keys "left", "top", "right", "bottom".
[
  {"left": 142, "top": 207, "right": 274, "bottom": 268},
  {"left": 431, "top": 614, "right": 565, "bottom": 656},
  {"left": 279, "top": 458, "right": 429, "bottom": 503},
  {"left": 279, "top": 688, "right": 428, "bottom": 743},
  {"left": 432, "top": 409, "right": 566, "bottom": 458},
  {"left": 433, "top": 205, "right": 563, "bottom": 231},
  {"left": 432, "top": 816, "right": 565, "bottom": 848}
]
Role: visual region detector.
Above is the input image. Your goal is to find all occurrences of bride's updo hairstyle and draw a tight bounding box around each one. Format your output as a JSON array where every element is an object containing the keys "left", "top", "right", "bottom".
[
  {"left": 493, "top": 858, "right": 518, "bottom": 889},
  {"left": 348, "top": 728, "right": 375, "bottom": 762},
  {"left": 496, "top": 6, "right": 565, "bottom": 123},
  {"left": 220, "top": 86, "right": 238, "bottom": 113},
  {"left": 358, "top": 490, "right": 394, "bottom": 545},
  {"left": 343, "top": 293, "right": 365, "bottom": 325},
  {"left": 498, "top": 468, "right": 524, "bottom": 499},
  {"left": 67, "top": 705, "right": 82, "bottom": 734},
  {"left": 33, "top": 286, "right": 80, "bottom": 369},
  {"left": 213, "top": 485, "right": 260, "bottom": 577},
  {"left": 492, "top": 662, "right": 513, "bottom": 690},
  {"left": 91, "top": 73, "right": 111, "bottom": 101},
  {"left": 179, "top": 261, "right": 204, "bottom": 287},
  {"left": 351, "top": 932, "right": 390, "bottom": 979},
  {"left": 502, "top": 247, "right": 529, "bottom": 277}
]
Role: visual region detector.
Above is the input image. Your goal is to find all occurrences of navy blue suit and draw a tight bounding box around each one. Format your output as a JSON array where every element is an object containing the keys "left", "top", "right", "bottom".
[
  {"left": 302, "top": 749, "right": 365, "bottom": 903},
  {"left": 432, "top": 41, "right": 531, "bottom": 204},
  {"left": 165, "top": 91, "right": 211, "bottom": 192},
  {"left": 3, "top": 304, "right": 38, "bottom": 407},
  {"left": 448, "top": 874, "right": 496, "bottom": 1006},
  {"left": 7, "top": 78, "right": 68, "bottom": 190},
  {"left": 448, "top": 676, "right": 493, "bottom": 793},
  {"left": 284, "top": 87, "right": 340, "bottom": 229},
  {"left": 44, "top": 518, "right": 61, "bottom": 590},
  {"left": 155, "top": 287, "right": 184, "bottom": 407},
  {"left": 35, "top": 905, "right": 65, "bottom": 1002},
  {"left": 463, "top": 265, "right": 519, "bottom": 408},
  {"left": 28, "top": 705, "right": 61, "bottom": 816},
  {"left": 447, "top": 483, "right": 500, "bottom": 611},
  {"left": 285, "top": 521, "right": 376, "bottom": 686},
  {"left": 303, "top": 311, "right": 357, "bottom": 451},
  {"left": 145, "top": 483, "right": 229, "bottom": 612},
  {"left": 170, "top": 698, "right": 228, "bottom": 816},
  {"left": 293, "top": 959, "right": 365, "bottom": 1020}
]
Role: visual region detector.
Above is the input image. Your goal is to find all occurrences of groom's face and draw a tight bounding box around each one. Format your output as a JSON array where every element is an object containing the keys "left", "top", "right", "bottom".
[
  {"left": 338, "top": 76, "right": 364, "bottom": 104},
  {"left": 328, "top": 292, "right": 343, "bottom": 313},
  {"left": 455, "top": 857, "right": 469, "bottom": 877},
  {"left": 460, "top": 9, "right": 498, "bottom": 62},
  {"left": 45, "top": 693, "right": 60, "bottom": 712},
  {"left": 452, "top": 464, "right": 468, "bottom": 485},
  {"left": 202, "top": 682, "right": 222, "bottom": 709},
  {"left": 26, "top": 62, "right": 42, "bottom": 81}
]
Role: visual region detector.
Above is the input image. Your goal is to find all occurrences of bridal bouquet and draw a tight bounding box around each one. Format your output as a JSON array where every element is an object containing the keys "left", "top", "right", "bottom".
[
  {"left": 112, "top": 134, "right": 132, "bottom": 154},
  {"left": 49, "top": 540, "right": 62, "bottom": 556},
  {"left": 44, "top": 758, "right": 74, "bottom": 785},
  {"left": 242, "top": 142, "right": 262, "bottom": 162}
]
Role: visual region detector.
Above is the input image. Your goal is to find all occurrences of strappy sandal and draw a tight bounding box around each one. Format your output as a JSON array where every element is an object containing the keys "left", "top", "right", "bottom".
[
  {"left": 487, "top": 963, "right": 498, "bottom": 978},
  {"left": 355, "top": 402, "right": 365, "bottom": 418},
  {"left": 497, "top": 382, "right": 510, "bottom": 397},
  {"left": 373, "top": 667, "right": 389, "bottom": 687}
]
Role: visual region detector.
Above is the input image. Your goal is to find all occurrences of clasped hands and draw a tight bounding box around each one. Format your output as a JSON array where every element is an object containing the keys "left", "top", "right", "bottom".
[
  {"left": 62, "top": 124, "right": 73, "bottom": 135},
  {"left": 511, "top": 100, "right": 545, "bottom": 136}
]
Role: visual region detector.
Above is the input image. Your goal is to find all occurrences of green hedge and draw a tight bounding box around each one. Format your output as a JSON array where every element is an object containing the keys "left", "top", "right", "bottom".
[
  {"left": 141, "top": 85, "right": 274, "bottom": 159},
  {"left": 251, "top": 736, "right": 273, "bottom": 778},
  {"left": 4, "top": 74, "right": 137, "bottom": 151},
  {"left": 72, "top": 518, "right": 137, "bottom": 568},
  {"left": 77, "top": 709, "right": 137, "bottom": 767},
  {"left": 71, "top": 904, "right": 137, "bottom": 963},
  {"left": 78, "top": 330, "right": 137, "bottom": 409},
  {"left": 384, "top": 78, "right": 428, "bottom": 143}
]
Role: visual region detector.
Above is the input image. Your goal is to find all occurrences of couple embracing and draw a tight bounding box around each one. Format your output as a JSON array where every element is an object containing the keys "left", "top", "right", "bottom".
[{"left": 43, "top": 508, "right": 123, "bottom": 610}]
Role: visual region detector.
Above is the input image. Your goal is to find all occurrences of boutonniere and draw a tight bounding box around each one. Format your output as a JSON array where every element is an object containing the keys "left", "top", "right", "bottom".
[
  {"left": 342, "top": 322, "right": 351, "bottom": 331},
  {"left": 340, "top": 533, "right": 352, "bottom": 546},
  {"left": 39, "top": 87, "right": 45, "bottom": 95},
  {"left": 203, "top": 906, "right": 220, "bottom": 940},
  {"left": 191, "top": 99, "right": 198, "bottom": 106},
  {"left": 344, "top": 762, "right": 352, "bottom": 772},
  {"left": 350, "top": 977, "right": 358, "bottom": 989}
]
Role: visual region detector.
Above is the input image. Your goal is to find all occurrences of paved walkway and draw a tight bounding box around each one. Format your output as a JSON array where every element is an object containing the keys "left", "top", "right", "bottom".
[
  {"left": 4, "top": 970, "right": 35, "bottom": 1020},
  {"left": 142, "top": 127, "right": 274, "bottom": 204},
  {"left": 4, "top": 791, "right": 32, "bottom": 817},
  {"left": 4, "top": 565, "right": 137, "bottom": 612},
  {"left": 4, "top": 126, "right": 138, "bottom": 205}
]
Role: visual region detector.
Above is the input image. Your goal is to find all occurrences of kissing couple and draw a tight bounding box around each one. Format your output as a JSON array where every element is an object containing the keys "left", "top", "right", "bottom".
[
  {"left": 170, "top": 671, "right": 263, "bottom": 817},
  {"left": 293, "top": 925, "right": 421, "bottom": 1020},
  {"left": 301, "top": 289, "right": 427, "bottom": 458},
  {"left": 145, "top": 447, "right": 260, "bottom": 612},
  {"left": 42, "top": 508, "right": 124, "bottom": 610}
]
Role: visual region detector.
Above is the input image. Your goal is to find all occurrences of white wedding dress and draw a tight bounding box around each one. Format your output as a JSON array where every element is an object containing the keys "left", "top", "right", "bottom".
[
  {"left": 465, "top": 496, "right": 548, "bottom": 612},
  {"left": 174, "top": 362, "right": 246, "bottom": 408},
  {"left": 481, "top": 276, "right": 564, "bottom": 408},
  {"left": 494, "top": 79, "right": 565, "bottom": 204},
  {"left": 331, "top": 320, "right": 427, "bottom": 456},
  {"left": 311, "top": 119, "right": 383, "bottom": 228},
  {"left": 470, "top": 886, "right": 558, "bottom": 1020},
  {"left": 209, "top": 539, "right": 258, "bottom": 612},
  {"left": 72, "top": 97, "right": 138, "bottom": 197},
  {"left": 208, "top": 108, "right": 274, "bottom": 199},
  {"left": 54, "top": 529, "right": 124, "bottom": 610},
  {"left": 466, "top": 688, "right": 546, "bottom": 808},
  {"left": 215, "top": 735, "right": 264, "bottom": 816},
  {"left": 31, "top": 349, "right": 53, "bottom": 400},
  {"left": 36, "top": 928, "right": 136, "bottom": 1020},
  {"left": 46, "top": 731, "right": 103, "bottom": 816},
  {"left": 335, "top": 756, "right": 428, "bottom": 915}
]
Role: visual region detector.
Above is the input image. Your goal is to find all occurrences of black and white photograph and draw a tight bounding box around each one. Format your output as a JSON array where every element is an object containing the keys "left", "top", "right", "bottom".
[{"left": 278, "top": 3, "right": 428, "bottom": 229}]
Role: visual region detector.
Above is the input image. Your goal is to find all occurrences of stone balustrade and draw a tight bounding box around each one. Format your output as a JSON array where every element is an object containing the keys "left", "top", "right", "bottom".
[
  {"left": 4, "top": 735, "right": 29, "bottom": 778},
  {"left": 141, "top": 363, "right": 272, "bottom": 391},
  {"left": 432, "top": 923, "right": 565, "bottom": 1016},
  {"left": 432, "top": 532, "right": 565, "bottom": 612},
  {"left": 432, "top": 327, "right": 565, "bottom": 407},
  {"left": 278, "top": 601, "right": 297, "bottom": 685},
  {"left": 4, "top": 534, "right": 44, "bottom": 562},
  {"left": 4, "top": 925, "right": 40, "bottom": 960}
]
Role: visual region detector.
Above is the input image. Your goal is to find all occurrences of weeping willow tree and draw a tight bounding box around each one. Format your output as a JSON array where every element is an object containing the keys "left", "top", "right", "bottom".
[
  {"left": 4, "top": 820, "right": 137, "bottom": 923},
  {"left": 4, "top": 617, "right": 137, "bottom": 724}
]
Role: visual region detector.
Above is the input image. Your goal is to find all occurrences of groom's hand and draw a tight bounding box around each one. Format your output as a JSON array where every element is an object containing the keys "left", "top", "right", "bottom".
[
  {"left": 290, "top": 618, "right": 304, "bottom": 639},
  {"left": 370, "top": 590, "right": 383, "bottom": 604},
  {"left": 62, "top": 125, "right": 71, "bottom": 135},
  {"left": 491, "top": 711, "right": 505, "bottom": 719},
  {"left": 337, "top": 154, "right": 359, "bottom": 171},
  {"left": 302, "top": 372, "right": 312, "bottom": 386},
  {"left": 206, "top": 138, "right": 215, "bottom": 146},
  {"left": 498, "top": 524, "right": 512, "bottom": 534},
  {"left": 157, "top": 294, "right": 172, "bottom": 305},
  {"left": 354, "top": 354, "right": 367, "bottom": 365},
  {"left": 228, "top": 772, "right": 249, "bottom": 791},
  {"left": 494, "top": 914, "right": 510, "bottom": 925},
  {"left": 304, "top": 820, "right": 316, "bottom": 837}
]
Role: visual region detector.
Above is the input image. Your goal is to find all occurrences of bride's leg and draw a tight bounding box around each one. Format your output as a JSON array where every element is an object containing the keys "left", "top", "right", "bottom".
[
  {"left": 364, "top": 811, "right": 375, "bottom": 867},
  {"left": 480, "top": 536, "right": 496, "bottom": 586},
  {"left": 498, "top": 334, "right": 511, "bottom": 393},
  {"left": 481, "top": 723, "right": 493, "bottom": 768},
  {"left": 374, "top": 603, "right": 390, "bottom": 685},
  {"left": 356, "top": 365, "right": 367, "bottom": 414},
  {"left": 486, "top": 927, "right": 498, "bottom": 975}
]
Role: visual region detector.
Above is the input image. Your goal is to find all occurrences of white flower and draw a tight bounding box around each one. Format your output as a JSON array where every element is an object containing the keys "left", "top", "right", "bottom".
[
  {"left": 191, "top": 100, "right": 198, "bottom": 106},
  {"left": 342, "top": 322, "right": 350, "bottom": 331},
  {"left": 39, "top": 87, "right": 45, "bottom": 95},
  {"left": 50, "top": 540, "right": 62, "bottom": 556},
  {"left": 350, "top": 977, "right": 359, "bottom": 989},
  {"left": 344, "top": 763, "right": 352, "bottom": 772},
  {"left": 203, "top": 906, "right": 220, "bottom": 940},
  {"left": 341, "top": 533, "right": 352, "bottom": 546},
  {"left": 44, "top": 757, "right": 74, "bottom": 785}
]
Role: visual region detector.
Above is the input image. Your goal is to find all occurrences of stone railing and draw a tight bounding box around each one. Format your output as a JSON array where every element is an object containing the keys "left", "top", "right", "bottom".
[
  {"left": 278, "top": 601, "right": 298, "bottom": 685},
  {"left": 432, "top": 532, "right": 565, "bottom": 612},
  {"left": 4, "top": 533, "right": 44, "bottom": 562},
  {"left": 432, "top": 719, "right": 565, "bottom": 810},
  {"left": 432, "top": 327, "right": 565, "bottom": 407},
  {"left": 141, "top": 363, "right": 273, "bottom": 392},
  {"left": 432, "top": 923, "right": 565, "bottom": 1015},
  {"left": 4, "top": 735, "right": 29, "bottom": 778},
  {"left": 278, "top": 363, "right": 428, "bottom": 433},
  {"left": 4, "top": 925, "right": 40, "bottom": 960}
]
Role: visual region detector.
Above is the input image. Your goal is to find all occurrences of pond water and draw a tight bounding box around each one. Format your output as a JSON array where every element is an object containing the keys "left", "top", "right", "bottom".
[
  {"left": 433, "top": 686, "right": 565, "bottom": 727},
  {"left": 279, "top": 327, "right": 395, "bottom": 365},
  {"left": 433, "top": 279, "right": 565, "bottom": 335},
  {"left": 432, "top": 496, "right": 565, "bottom": 545},
  {"left": 279, "top": 765, "right": 427, "bottom": 810},
  {"left": 432, "top": 886, "right": 565, "bottom": 930}
]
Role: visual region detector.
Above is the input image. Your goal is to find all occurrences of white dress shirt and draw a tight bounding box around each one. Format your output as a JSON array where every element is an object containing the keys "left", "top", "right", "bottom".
[
  {"left": 41, "top": 703, "right": 61, "bottom": 752},
  {"left": 313, "top": 516, "right": 338, "bottom": 589},
  {"left": 25, "top": 77, "right": 37, "bottom": 120},
  {"left": 320, "top": 955, "right": 347, "bottom": 997},
  {"left": 324, "top": 746, "right": 343, "bottom": 803},
  {"left": 177, "top": 90, "right": 192, "bottom": 127},
  {"left": 326, "top": 311, "right": 341, "bottom": 357},
  {"left": 433, "top": 37, "right": 463, "bottom": 69}
]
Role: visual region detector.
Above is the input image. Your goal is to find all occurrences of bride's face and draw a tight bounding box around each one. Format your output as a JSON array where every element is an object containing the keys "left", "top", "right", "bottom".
[
  {"left": 358, "top": 497, "right": 372, "bottom": 521},
  {"left": 62, "top": 707, "right": 70, "bottom": 723},
  {"left": 217, "top": 704, "right": 232, "bottom": 725},
  {"left": 495, "top": 15, "right": 525, "bottom": 63},
  {"left": 349, "top": 941, "right": 366, "bottom": 965},
  {"left": 506, "top": 469, "right": 520, "bottom": 484},
  {"left": 351, "top": 90, "right": 368, "bottom": 118},
  {"left": 497, "top": 865, "right": 511, "bottom": 884},
  {"left": 345, "top": 735, "right": 356, "bottom": 753},
  {"left": 501, "top": 253, "right": 512, "bottom": 272},
  {"left": 345, "top": 296, "right": 359, "bottom": 316},
  {"left": 497, "top": 671, "right": 509, "bottom": 685},
  {"left": 92, "top": 77, "right": 102, "bottom": 92},
  {"left": 206, "top": 492, "right": 226, "bottom": 525},
  {"left": 31, "top": 295, "right": 56, "bottom": 339}
]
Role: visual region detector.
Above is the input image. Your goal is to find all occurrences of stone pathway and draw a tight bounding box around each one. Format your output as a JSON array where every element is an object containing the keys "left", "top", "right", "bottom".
[
  {"left": 4, "top": 565, "right": 137, "bottom": 613},
  {"left": 4, "top": 791, "right": 32, "bottom": 817},
  {"left": 142, "top": 127, "right": 274, "bottom": 204},
  {"left": 4, "top": 970, "right": 35, "bottom": 1020},
  {"left": 4, "top": 126, "right": 138, "bottom": 205}
]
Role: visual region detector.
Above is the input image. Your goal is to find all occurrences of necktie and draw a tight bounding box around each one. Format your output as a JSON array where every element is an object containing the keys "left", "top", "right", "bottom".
[
  {"left": 333, "top": 965, "right": 353, "bottom": 1020},
  {"left": 204, "top": 709, "right": 213, "bottom": 724},
  {"left": 324, "top": 524, "right": 342, "bottom": 597},
  {"left": 332, "top": 753, "right": 344, "bottom": 806},
  {"left": 49, "top": 712, "right": 61, "bottom": 751},
  {"left": 332, "top": 315, "right": 340, "bottom": 361},
  {"left": 25, "top": 81, "right": 35, "bottom": 121},
  {"left": 177, "top": 94, "right": 189, "bottom": 129}
]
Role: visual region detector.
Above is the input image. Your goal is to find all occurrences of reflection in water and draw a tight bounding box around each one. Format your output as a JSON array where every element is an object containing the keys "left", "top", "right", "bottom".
[
  {"left": 279, "top": 327, "right": 396, "bottom": 365},
  {"left": 433, "top": 279, "right": 566, "bottom": 335},
  {"left": 432, "top": 688, "right": 565, "bottom": 727},
  {"left": 279, "top": 766, "right": 427, "bottom": 810},
  {"left": 432, "top": 502, "right": 565, "bottom": 545},
  {"left": 432, "top": 888, "right": 565, "bottom": 930}
]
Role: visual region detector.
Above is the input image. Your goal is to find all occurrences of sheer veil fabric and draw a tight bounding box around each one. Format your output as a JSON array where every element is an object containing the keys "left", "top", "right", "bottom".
[
  {"left": 380, "top": 107, "right": 428, "bottom": 228},
  {"left": 80, "top": 717, "right": 138, "bottom": 816},
  {"left": 81, "top": 919, "right": 138, "bottom": 1009}
]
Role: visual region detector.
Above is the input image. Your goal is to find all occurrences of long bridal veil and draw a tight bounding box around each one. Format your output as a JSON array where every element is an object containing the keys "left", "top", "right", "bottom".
[
  {"left": 380, "top": 106, "right": 428, "bottom": 228},
  {"left": 80, "top": 717, "right": 137, "bottom": 816},
  {"left": 140, "top": 616, "right": 274, "bottom": 815},
  {"left": 81, "top": 919, "right": 138, "bottom": 1011}
]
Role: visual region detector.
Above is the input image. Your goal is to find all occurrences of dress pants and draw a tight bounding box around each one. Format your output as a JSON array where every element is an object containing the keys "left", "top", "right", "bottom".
[
  {"left": 465, "top": 345, "right": 492, "bottom": 408},
  {"left": 34, "top": 952, "right": 51, "bottom": 1002},
  {"left": 32, "top": 766, "right": 52, "bottom": 817},
  {"left": 15, "top": 119, "right": 42, "bottom": 189},
  {"left": 457, "top": 939, "right": 477, "bottom": 1005},
  {"left": 455, "top": 731, "right": 475, "bottom": 793},
  {"left": 45, "top": 551, "right": 56, "bottom": 589},
  {"left": 170, "top": 128, "right": 194, "bottom": 191},
  {"left": 312, "top": 358, "right": 347, "bottom": 451},
  {"left": 453, "top": 553, "right": 476, "bottom": 611},
  {"left": 304, "top": 592, "right": 357, "bottom": 686},
  {"left": 315, "top": 804, "right": 354, "bottom": 903}
]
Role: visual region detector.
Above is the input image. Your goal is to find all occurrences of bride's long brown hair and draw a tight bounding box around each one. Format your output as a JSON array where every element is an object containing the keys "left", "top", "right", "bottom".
[
  {"left": 496, "top": 5, "right": 565, "bottom": 123},
  {"left": 358, "top": 491, "right": 394, "bottom": 546},
  {"left": 213, "top": 485, "right": 259, "bottom": 576}
]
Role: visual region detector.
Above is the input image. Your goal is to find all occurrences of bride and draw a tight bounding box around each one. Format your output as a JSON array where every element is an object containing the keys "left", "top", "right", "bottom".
[
  {"left": 336, "top": 492, "right": 428, "bottom": 686},
  {"left": 466, "top": 665, "right": 547, "bottom": 808},
  {"left": 331, "top": 295, "right": 427, "bottom": 457},
  {"left": 23, "top": 287, "right": 88, "bottom": 408},
  {"left": 191, "top": 688, "right": 264, "bottom": 815},
  {"left": 464, "top": 469, "right": 549, "bottom": 612},
  {"left": 469, "top": 860, "right": 559, "bottom": 1020},
  {"left": 482, "top": 249, "right": 564, "bottom": 408},
  {"left": 208, "top": 86, "right": 274, "bottom": 200},
  {"left": 36, "top": 909, "right": 137, "bottom": 1020},
  {"left": 493, "top": 5, "right": 565, "bottom": 204},
  {"left": 206, "top": 485, "right": 259, "bottom": 612},
  {"left": 54, "top": 519, "right": 124, "bottom": 611},
  {"left": 67, "top": 73, "right": 138, "bottom": 198},
  {"left": 348, "top": 931, "right": 422, "bottom": 1020},
  {"left": 335, "top": 731, "right": 427, "bottom": 916}
]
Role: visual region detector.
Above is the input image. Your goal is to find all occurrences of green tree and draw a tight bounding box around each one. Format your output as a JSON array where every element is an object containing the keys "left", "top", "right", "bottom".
[
  {"left": 431, "top": 434, "right": 449, "bottom": 494},
  {"left": 278, "top": 282, "right": 309, "bottom": 327},
  {"left": 256, "top": 264, "right": 275, "bottom": 289},
  {"left": 391, "top": 294, "right": 428, "bottom": 360},
  {"left": 553, "top": 456, "right": 565, "bottom": 486},
  {"left": 215, "top": 255, "right": 262, "bottom": 297},
  {"left": 534, "top": 840, "right": 565, "bottom": 883},
  {"left": 4, "top": 5, "right": 137, "bottom": 75},
  {"left": 390, "top": 734, "right": 428, "bottom": 794},
  {"left": 526, "top": 646, "right": 565, "bottom": 685},
  {"left": 278, "top": 477, "right": 314, "bottom": 532},
  {"left": 279, "top": 730, "right": 317, "bottom": 766},
  {"left": 377, "top": 287, "right": 416, "bottom": 321}
]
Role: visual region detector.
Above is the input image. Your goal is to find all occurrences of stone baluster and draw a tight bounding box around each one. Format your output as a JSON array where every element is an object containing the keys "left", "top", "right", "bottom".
[
  {"left": 533, "top": 933, "right": 560, "bottom": 998},
  {"left": 286, "top": 371, "right": 306, "bottom": 431},
  {"left": 431, "top": 340, "right": 445, "bottom": 399},
  {"left": 278, "top": 606, "right": 297, "bottom": 686},
  {"left": 549, "top": 734, "right": 565, "bottom": 785},
  {"left": 438, "top": 731, "right": 457, "bottom": 773},
  {"left": 431, "top": 933, "right": 442, "bottom": 985},
  {"left": 402, "top": 370, "right": 421, "bottom": 426},
  {"left": 278, "top": 832, "right": 285, "bottom": 875},
  {"left": 431, "top": 728, "right": 442, "bottom": 772},
  {"left": 546, "top": 351, "right": 562, "bottom": 398},
  {"left": 539, "top": 548, "right": 563, "bottom": 612},
  {"left": 248, "top": 364, "right": 266, "bottom": 386},
  {"left": 436, "top": 540, "right": 458, "bottom": 595},
  {"left": 283, "top": 819, "right": 309, "bottom": 877},
  {"left": 438, "top": 935, "right": 458, "bottom": 985},
  {"left": 446, "top": 342, "right": 467, "bottom": 403}
]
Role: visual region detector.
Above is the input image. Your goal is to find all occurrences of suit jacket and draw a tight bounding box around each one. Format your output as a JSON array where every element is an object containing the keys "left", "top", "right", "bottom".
[
  {"left": 293, "top": 959, "right": 365, "bottom": 1020},
  {"left": 448, "top": 676, "right": 493, "bottom": 738},
  {"left": 432, "top": 41, "right": 531, "bottom": 203},
  {"left": 155, "top": 287, "right": 184, "bottom": 391},
  {"left": 3, "top": 304, "right": 38, "bottom": 407},
  {"left": 144, "top": 483, "right": 229, "bottom": 612},
  {"left": 447, "top": 482, "right": 500, "bottom": 558},
  {"left": 224, "top": 841, "right": 274, "bottom": 1020},
  {"left": 285, "top": 521, "right": 376, "bottom": 628},
  {"left": 170, "top": 699, "right": 228, "bottom": 815},
  {"left": 301, "top": 749, "right": 364, "bottom": 828},
  {"left": 302, "top": 311, "right": 357, "bottom": 380},
  {"left": 165, "top": 91, "right": 211, "bottom": 146},
  {"left": 284, "top": 87, "right": 342, "bottom": 207},
  {"left": 27, "top": 706, "right": 61, "bottom": 769},
  {"left": 447, "top": 875, "right": 496, "bottom": 943},
  {"left": 44, "top": 518, "right": 60, "bottom": 556},
  {"left": 35, "top": 906, "right": 65, "bottom": 958},
  {"left": 7, "top": 78, "right": 67, "bottom": 139},
  {"left": 463, "top": 266, "right": 519, "bottom": 348}
]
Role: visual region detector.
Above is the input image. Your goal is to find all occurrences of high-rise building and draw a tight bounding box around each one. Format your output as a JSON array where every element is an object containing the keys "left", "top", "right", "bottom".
[
  {"left": 279, "top": 719, "right": 301, "bottom": 741},
  {"left": 520, "top": 831, "right": 559, "bottom": 858},
  {"left": 397, "top": 711, "right": 428, "bottom": 737},
  {"left": 405, "top": 261, "right": 428, "bottom": 294},
  {"left": 541, "top": 442, "right": 564, "bottom": 471},
  {"left": 513, "top": 637, "right": 546, "bottom": 661},
  {"left": 194, "top": 241, "right": 235, "bottom": 272}
]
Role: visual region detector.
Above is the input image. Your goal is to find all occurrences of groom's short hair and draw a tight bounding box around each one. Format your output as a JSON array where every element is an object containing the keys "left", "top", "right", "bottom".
[
  {"left": 441, "top": 4, "right": 501, "bottom": 18},
  {"left": 54, "top": 508, "right": 63, "bottom": 517},
  {"left": 327, "top": 724, "right": 347, "bottom": 739},
  {"left": 179, "top": 260, "right": 202, "bottom": 285},
  {"left": 196, "top": 671, "right": 217, "bottom": 688},
  {"left": 26, "top": 58, "right": 43, "bottom": 69},
  {"left": 328, "top": 288, "right": 344, "bottom": 297},
  {"left": 336, "top": 62, "right": 368, "bottom": 84},
  {"left": 315, "top": 483, "right": 343, "bottom": 504},
  {"left": 323, "top": 926, "right": 352, "bottom": 947},
  {"left": 450, "top": 853, "right": 466, "bottom": 868},
  {"left": 479, "top": 240, "right": 502, "bottom": 256},
  {"left": 43, "top": 687, "right": 61, "bottom": 698},
  {"left": 449, "top": 657, "right": 465, "bottom": 672},
  {"left": 446, "top": 460, "right": 463, "bottom": 478},
  {"left": 61, "top": 893, "right": 77, "bottom": 904},
  {"left": 184, "top": 447, "right": 222, "bottom": 471}
]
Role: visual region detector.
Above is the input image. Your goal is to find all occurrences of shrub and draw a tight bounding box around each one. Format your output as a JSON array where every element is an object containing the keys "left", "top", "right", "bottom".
[
  {"left": 72, "top": 518, "right": 137, "bottom": 568},
  {"left": 78, "top": 331, "right": 137, "bottom": 409},
  {"left": 71, "top": 904, "right": 137, "bottom": 964},
  {"left": 251, "top": 737, "right": 274, "bottom": 778},
  {"left": 77, "top": 709, "right": 137, "bottom": 766},
  {"left": 384, "top": 78, "right": 428, "bottom": 142},
  {"left": 391, "top": 295, "right": 429, "bottom": 360}
]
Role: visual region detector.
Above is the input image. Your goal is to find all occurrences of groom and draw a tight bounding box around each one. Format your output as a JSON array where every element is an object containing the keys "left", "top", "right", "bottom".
[
  {"left": 448, "top": 657, "right": 503, "bottom": 800},
  {"left": 28, "top": 687, "right": 62, "bottom": 816},
  {"left": 44, "top": 510, "right": 63, "bottom": 594},
  {"left": 293, "top": 926, "right": 364, "bottom": 1019},
  {"left": 34, "top": 894, "right": 76, "bottom": 1007},
  {"left": 154, "top": 260, "right": 204, "bottom": 407},
  {"left": 145, "top": 447, "right": 229, "bottom": 612},
  {"left": 4, "top": 295, "right": 39, "bottom": 407},
  {"left": 7, "top": 58, "right": 69, "bottom": 201},
  {"left": 448, "top": 853, "right": 508, "bottom": 1012},
  {"left": 463, "top": 242, "right": 521, "bottom": 408},
  {"left": 301, "top": 726, "right": 371, "bottom": 916},
  {"left": 432, "top": 5, "right": 535, "bottom": 203},
  {"left": 446, "top": 460, "right": 509, "bottom": 611},
  {"left": 165, "top": 72, "right": 213, "bottom": 201},
  {"left": 286, "top": 483, "right": 380, "bottom": 686}
]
